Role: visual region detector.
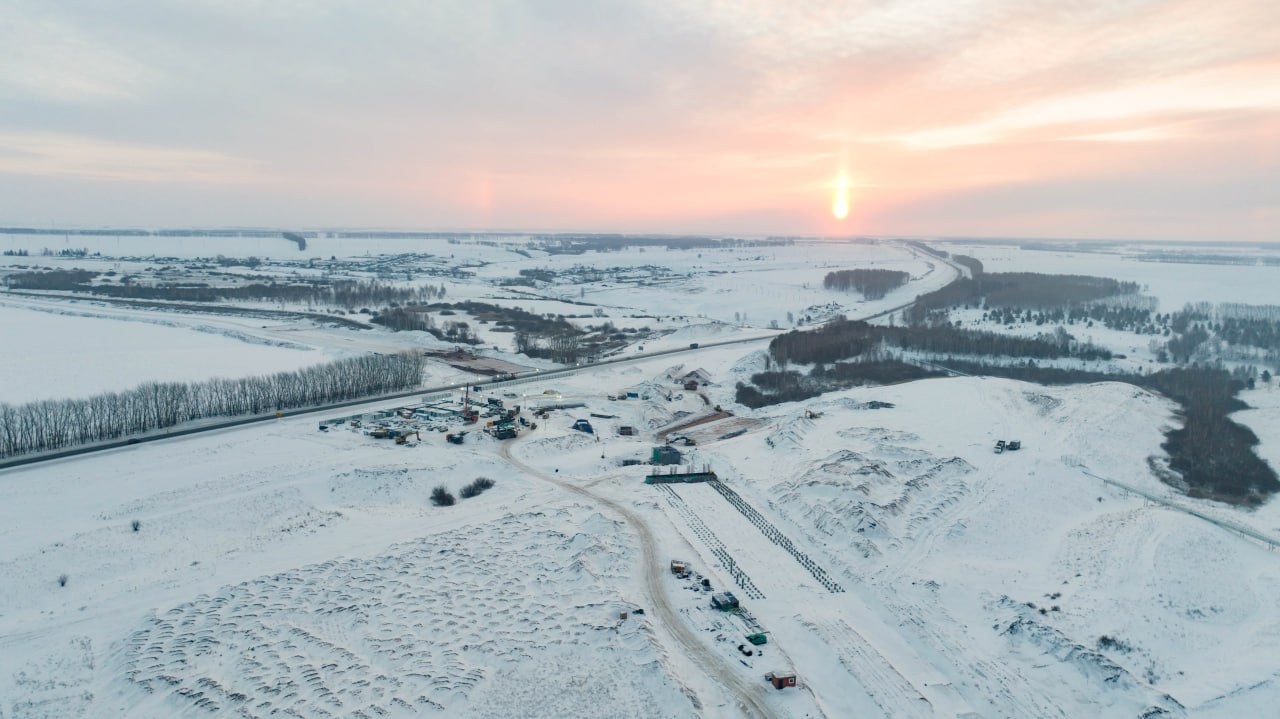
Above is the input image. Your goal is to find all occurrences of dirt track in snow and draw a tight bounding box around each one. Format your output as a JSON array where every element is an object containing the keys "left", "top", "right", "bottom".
[{"left": 499, "top": 439, "right": 776, "bottom": 719}]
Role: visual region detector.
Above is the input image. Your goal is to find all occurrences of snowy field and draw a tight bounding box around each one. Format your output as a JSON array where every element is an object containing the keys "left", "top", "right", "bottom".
[
  {"left": 0, "top": 302, "right": 329, "bottom": 403},
  {"left": 0, "top": 236, "right": 956, "bottom": 403},
  {"left": 4, "top": 342, "right": 1280, "bottom": 717},
  {"left": 939, "top": 241, "right": 1280, "bottom": 311},
  {"left": 4, "top": 232, "right": 1280, "bottom": 717}
]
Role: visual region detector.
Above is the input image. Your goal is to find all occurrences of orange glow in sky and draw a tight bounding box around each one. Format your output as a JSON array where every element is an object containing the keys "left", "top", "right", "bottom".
[
  {"left": 0, "top": 2, "right": 1276, "bottom": 240},
  {"left": 832, "top": 173, "right": 850, "bottom": 221}
]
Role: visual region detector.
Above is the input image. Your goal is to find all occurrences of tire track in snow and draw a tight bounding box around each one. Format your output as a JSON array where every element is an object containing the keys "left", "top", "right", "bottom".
[
  {"left": 498, "top": 440, "right": 777, "bottom": 719},
  {"left": 802, "top": 617, "right": 933, "bottom": 719}
]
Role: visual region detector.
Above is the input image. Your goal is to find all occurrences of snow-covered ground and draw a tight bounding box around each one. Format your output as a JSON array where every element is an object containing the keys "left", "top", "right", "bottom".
[
  {"left": 940, "top": 241, "right": 1280, "bottom": 311},
  {"left": 5, "top": 342, "right": 1280, "bottom": 717},
  {"left": 5, "top": 233, "right": 1280, "bottom": 717},
  {"left": 0, "top": 302, "right": 329, "bottom": 403},
  {"left": 0, "top": 237, "right": 955, "bottom": 403}
]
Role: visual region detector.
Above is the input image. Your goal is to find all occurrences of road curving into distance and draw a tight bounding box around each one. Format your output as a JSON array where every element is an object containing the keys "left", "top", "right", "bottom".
[{"left": 0, "top": 244, "right": 963, "bottom": 472}]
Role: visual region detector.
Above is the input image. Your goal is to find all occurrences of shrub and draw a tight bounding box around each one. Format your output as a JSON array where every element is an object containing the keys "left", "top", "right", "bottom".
[
  {"left": 430, "top": 485, "right": 456, "bottom": 507},
  {"left": 131, "top": 519, "right": 141, "bottom": 532},
  {"left": 58, "top": 574, "right": 68, "bottom": 587},
  {"left": 460, "top": 477, "right": 496, "bottom": 499}
]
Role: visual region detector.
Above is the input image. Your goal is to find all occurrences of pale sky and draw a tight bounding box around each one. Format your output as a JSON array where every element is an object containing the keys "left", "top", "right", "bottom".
[{"left": 1, "top": 0, "right": 1277, "bottom": 240}]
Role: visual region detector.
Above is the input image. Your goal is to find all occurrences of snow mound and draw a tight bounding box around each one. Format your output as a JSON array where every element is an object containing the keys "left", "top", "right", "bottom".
[
  {"left": 516, "top": 431, "right": 596, "bottom": 457},
  {"left": 771, "top": 444, "right": 974, "bottom": 562},
  {"left": 765, "top": 414, "right": 815, "bottom": 449}
]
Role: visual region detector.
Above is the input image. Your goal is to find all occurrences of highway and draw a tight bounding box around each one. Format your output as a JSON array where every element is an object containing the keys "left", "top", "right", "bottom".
[{"left": 0, "top": 247, "right": 962, "bottom": 472}]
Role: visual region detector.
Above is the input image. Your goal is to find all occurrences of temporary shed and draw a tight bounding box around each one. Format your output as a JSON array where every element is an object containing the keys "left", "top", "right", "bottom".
[
  {"left": 711, "top": 592, "right": 739, "bottom": 611},
  {"left": 765, "top": 671, "right": 797, "bottom": 690},
  {"left": 652, "top": 446, "right": 683, "bottom": 465}
]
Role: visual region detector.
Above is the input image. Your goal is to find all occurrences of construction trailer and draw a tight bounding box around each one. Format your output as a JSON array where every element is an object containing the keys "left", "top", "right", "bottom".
[
  {"left": 652, "top": 446, "right": 683, "bottom": 465},
  {"left": 711, "top": 592, "right": 739, "bottom": 611},
  {"left": 765, "top": 671, "right": 798, "bottom": 690},
  {"left": 618, "top": 425, "right": 637, "bottom": 436}
]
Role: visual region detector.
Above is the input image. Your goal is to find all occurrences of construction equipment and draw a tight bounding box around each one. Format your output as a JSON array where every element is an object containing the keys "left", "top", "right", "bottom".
[{"left": 446, "top": 431, "right": 466, "bottom": 445}]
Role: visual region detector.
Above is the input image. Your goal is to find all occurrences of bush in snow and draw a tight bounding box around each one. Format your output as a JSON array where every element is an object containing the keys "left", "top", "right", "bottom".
[
  {"left": 431, "top": 485, "right": 456, "bottom": 507},
  {"left": 459, "top": 477, "right": 495, "bottom": 499},
  {"left": 131, "top": 519, "right": 141, "bottom": 532},
  {"left": 57, "top": 574, "right": 68, "bottom": 588}
]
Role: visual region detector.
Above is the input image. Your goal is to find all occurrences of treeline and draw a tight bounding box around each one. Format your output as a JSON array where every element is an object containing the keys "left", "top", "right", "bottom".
[
  {"left": 370, "top": 307, "right": 479, "bottom": 344},
  {"left": 906, "top": 272, "right": 1140, "bottom": 324},
  {"left": 5, "top": 269, "right": 445, "bottom": 308},
  {"left": 952, "top": 254, "right": 984, "bottom": 276},
  {"left": 1170, "top": 304, "right": 1280, "bottom": 354},
  {"left": 0, "top": 353, "right": 426, "bottom": 459},
  {"left": 981, "top": 303, "right": 1165, "bottom": 335},
  {"left": 823, "top": 269, "right": 909, "bottom": 299},
  {"left": 735, "top": 359, "right": 941, "bottom": 408},
  {"left": 768, "top": 318, "right": 1110, "bottom": 366},
  {"left": 930, "top": 361, "right": 1278, "bottom": 505},
  {"left": 531, "top": 234, "right": 793, "bottom": 254}
]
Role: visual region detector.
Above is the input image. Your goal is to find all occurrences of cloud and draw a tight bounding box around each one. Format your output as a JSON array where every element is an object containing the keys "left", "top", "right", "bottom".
[
  {"left": 0, "top": 132, "right": 264, "bottom": 183},
  {"left": 0, "top": 0, "right": 1276, "bottom": 240}
]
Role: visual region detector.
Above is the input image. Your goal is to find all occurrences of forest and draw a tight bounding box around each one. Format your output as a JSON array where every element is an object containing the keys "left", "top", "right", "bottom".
[
  {"left": 905, "top": 272, "right": 1140, "bottom": 324},
  {"left": 822, "top": 269, "right": 909, "bottom": 299},
  {"left": 735, "top": 359, "right": 941, "bottom": 408},
  {"left": 0, "top": 353, "right": 426, "bottom": 459},
  {"left": 5, "top": 269, "right": 446, "bottom": 308},
  {"left": 767, "top": 317, "right": 1111, "bottom": 366},
  {"left": 925, "top": 361, "right": 1278, "bottom": 505}
]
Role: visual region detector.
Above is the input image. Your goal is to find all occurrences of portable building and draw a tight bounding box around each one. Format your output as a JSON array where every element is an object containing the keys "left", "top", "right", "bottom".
[
  {"left": 652, "top": 446, "right": 683, "bottom": 465},
  {"left": 711, "top": 592, "right": 739, "bottom": 611}
]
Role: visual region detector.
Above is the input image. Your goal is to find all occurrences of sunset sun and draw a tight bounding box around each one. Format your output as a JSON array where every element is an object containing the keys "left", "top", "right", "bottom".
[{"left": 832, "top": 173, "right": 850, "bottom": 220}]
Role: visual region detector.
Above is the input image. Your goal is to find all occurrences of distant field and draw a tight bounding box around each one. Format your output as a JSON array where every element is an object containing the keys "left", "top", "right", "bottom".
[
  {"left": 0, "top": 304, "right": 328, "bottom": 403},
  {"left": 943, "top": 241, "right": 1280, "bottom": 310}
]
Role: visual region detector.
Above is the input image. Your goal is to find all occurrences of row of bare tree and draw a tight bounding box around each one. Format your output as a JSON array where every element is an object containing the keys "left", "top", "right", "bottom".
[{"left": 0, "top": 352, "right": 426, "bottom": 458}]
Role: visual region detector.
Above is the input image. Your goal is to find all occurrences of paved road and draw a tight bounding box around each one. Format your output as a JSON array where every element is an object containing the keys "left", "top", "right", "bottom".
[
  {"left": 498, "top": 440, "right": 776, "bottom": 719},
  {"left": 0, "top": 245, "right": 963, "bottom": 472}
]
